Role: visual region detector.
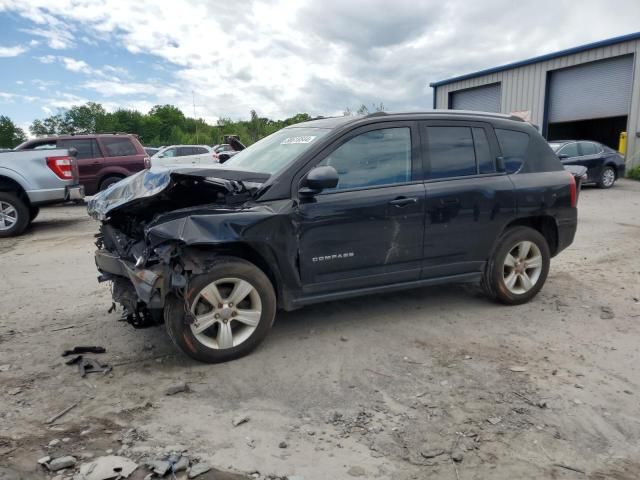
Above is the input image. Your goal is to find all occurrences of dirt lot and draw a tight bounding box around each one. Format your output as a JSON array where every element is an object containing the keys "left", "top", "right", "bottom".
[{"left": 1, "top": 180, "right": 640, "bottom": 480}]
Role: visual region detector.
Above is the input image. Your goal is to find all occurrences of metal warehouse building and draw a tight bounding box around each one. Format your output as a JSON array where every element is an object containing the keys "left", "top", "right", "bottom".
[{"left": 430, "top": 32, "right": 640, "bottom": 167}]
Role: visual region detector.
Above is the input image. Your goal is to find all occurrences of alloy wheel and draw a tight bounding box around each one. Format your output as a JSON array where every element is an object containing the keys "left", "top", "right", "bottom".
[
  {"left": 190, "top": 277, "right": 262, "bottom": 349},
  {"left": 502, "top": 241, "right": 543, "bottom": 295},
  {"left": 602, "top": 168, "right": 615, "bottom": 188},
  {"left": 0, "top": 201, "right": 18, "bottom": 231}
]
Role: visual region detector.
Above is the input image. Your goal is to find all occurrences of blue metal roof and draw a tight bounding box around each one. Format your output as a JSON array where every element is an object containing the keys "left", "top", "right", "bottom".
[{"left": 430, "top": 31, "right": 640, "bottom": 87}]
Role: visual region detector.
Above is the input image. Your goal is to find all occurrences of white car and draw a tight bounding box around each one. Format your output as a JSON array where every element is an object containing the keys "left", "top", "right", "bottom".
[{"left": 151, "top": 145, "right": 217, "bottom": 167}]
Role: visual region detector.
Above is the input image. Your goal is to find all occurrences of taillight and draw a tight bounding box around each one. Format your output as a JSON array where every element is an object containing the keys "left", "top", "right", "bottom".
[
  {"left": 144, "top": 156, "right": 151, "bottom": 169},
  {"left": 568, "top": 171, "right": 577, "bottom": 208},
  {"left": 46, "top": 156, "right": 73, "bottom": 180}
]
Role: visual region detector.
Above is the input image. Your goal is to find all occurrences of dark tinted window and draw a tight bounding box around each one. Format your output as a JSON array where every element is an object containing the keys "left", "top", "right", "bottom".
[
  {"left": 177, "top": 147, "right": 193, "bottom": 156},
  {"left": 557, "top": 142, "right": 579, "bottom": 158},
  {"left": 495, "top": 129, "right": 530, "bottom": 172},
  {"left": 195, "top": 147, "right": 209, "bottom": 154},
  {"left": 101, "top": 137, "right": 137, "bottom": 157},
  {"left": 472, "top": 127, "right": 494, "bottom": 174},
  {"left": 318, "top": 127, "right": 412, "bottom": 190},
  {"left": 579, "top": 142, "right": 599, "bottom": 156},
  {"left": 58, "top": 139, "right": 99, "bottom": 160},
  {"left": 426, "top": 126, "right": 476, "bottom": 179}
]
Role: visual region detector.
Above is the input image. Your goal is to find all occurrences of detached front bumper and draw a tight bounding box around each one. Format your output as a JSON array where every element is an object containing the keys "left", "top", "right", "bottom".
[{"left": 95, "top": 249, "right": 166, "bottom": 308}]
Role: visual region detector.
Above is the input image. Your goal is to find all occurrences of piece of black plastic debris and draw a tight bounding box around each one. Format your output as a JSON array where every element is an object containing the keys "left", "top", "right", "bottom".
[
  {"left": 62, "top": 346, "right": 106, "bottom": 357},
  {"left": 65, "top": 355, "right": 112, "bottom": 377}
]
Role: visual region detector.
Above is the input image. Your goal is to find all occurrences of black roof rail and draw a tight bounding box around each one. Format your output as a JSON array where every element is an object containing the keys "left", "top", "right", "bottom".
[{"left": 365, "top": 111, "right": 388, "bottom": 118}]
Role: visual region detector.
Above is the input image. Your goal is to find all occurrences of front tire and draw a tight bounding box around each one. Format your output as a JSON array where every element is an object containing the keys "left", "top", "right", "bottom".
[
  {"left": 483, "top": 226, "right": 550, "bottom": 305},
  {"left": 597, "top": 166, "right": 616, "bottom": 189},
  {"left": 0, "top": 192, "right": 30, "bottom": 238},
  {"left": 165, "top": 257, "right": 276, "bottom": 363}
]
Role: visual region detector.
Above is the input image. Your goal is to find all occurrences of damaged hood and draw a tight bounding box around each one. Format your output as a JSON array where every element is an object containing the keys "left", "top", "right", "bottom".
[{"left": 87, "top": 166, "right": 270, "bottom": 220}]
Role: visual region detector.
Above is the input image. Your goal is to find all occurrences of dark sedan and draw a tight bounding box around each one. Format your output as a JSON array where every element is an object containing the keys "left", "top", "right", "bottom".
[{"left": 548, "top": 140, "right": 626, "bottom": 188}]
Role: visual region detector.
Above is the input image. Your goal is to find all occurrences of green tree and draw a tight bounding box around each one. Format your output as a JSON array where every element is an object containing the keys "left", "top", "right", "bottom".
[
  {"left": 65, "top": 102, "right": 108, "bottom": 134},
  {"left": 0, "top": 115, "right": 26, "bottom": 148},
  {"left": 148, "top": 105, "right": 185, "bottom": 141}
]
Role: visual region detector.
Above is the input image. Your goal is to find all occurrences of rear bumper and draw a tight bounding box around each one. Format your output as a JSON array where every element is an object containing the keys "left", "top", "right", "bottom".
[
  {"left": 26, "top": 184, "right": 84, "bottom": 205},
  {"left": 66, "top": 184, "right": 85, "bottom": 200},
  {"left": 556, "top": 210, "right": 578, "bottom": 255}
]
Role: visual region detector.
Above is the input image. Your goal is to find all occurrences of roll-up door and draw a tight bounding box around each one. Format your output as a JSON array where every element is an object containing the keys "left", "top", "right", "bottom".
[
  {"left": 450, "top": 83, "right": 501, "bottom": 112},
  {"left": 548, "top": 55, "right": 634, "bottom": 123}
]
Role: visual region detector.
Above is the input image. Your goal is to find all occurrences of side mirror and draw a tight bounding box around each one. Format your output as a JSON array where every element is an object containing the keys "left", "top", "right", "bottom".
[
  {"left": 68, "top": 147, "right": 78, "bottom": 157},
  {"left": 558, "top": 154, "right": 569, "bottom": 160},
  {"left": 495, "top": 156, "right": 505, "bottom": 172},
  {"left": 299, "top": 166, "right": 339, "bottom": 196},
  {"left": 157, "top": 153, "right": 165, "bottom": 159}
]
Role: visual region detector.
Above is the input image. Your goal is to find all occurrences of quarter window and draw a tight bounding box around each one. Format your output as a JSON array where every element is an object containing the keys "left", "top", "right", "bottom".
[
  {"left": 425, "top": 126, "right": 477, "bottom": 179},
  {"left": 318, "top": 127, "right": 412, "bottom": 191},
  {"left": 101, "top": 137, "right": 137, "bottom": 157},
  {"left": 495, "top": 128, "right": 530, "bottom": 172},
  {"left": 579, "top": 142, "right": 598, "bottom": 156}
]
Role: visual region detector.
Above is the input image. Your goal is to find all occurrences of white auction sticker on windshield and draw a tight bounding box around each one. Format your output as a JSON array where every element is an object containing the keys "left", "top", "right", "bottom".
[{"left": 281, "top": 136, "right": 317, "bottom": 145}]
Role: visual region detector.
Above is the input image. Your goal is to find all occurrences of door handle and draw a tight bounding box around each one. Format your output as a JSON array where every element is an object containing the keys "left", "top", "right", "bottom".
[
  {"left": 439, "top": 198, "right": 460, "bottom": 206},
  {"left": 389, "top": 197, "right": 418, "bottom": 207}
]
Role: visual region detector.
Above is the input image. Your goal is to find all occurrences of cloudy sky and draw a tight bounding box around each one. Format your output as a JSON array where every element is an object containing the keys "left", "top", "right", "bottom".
[{"left": 1, "top": 0, "right": 639, "bottom": 131}]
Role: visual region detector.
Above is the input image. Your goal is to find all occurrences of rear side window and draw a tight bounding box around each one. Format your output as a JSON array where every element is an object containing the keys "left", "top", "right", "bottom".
[
  {"left": 318, "top": 127, "right": 412, "bottom": 190},
  {"left": 557, "top": 142, "right": 579, "bottom": 158},
  {"left": 101, "top": 137, "right": 137, "bottom": 157},
  {"left": 579, "top": 142, "right": 598, "bottom": 156},
  {"left": 495, "top": 129, "right": 530, "bottom": 172},
  {"left": 425, "top": 126, "right": 480, "bottom": 179},
  {"left": 195, "top": 147, "right": 209, "bottom": 154},
  {"left": 58, "top": 139, "right": 100, "bottom": 160},
  {"left": 177, "top": 147, "right": 193, "bottom": 156}
]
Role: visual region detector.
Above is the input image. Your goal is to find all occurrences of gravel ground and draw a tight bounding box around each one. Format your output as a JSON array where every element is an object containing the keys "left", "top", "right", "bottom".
[{"left": 1, "top": 180, "right": 639, "bottom": 480}]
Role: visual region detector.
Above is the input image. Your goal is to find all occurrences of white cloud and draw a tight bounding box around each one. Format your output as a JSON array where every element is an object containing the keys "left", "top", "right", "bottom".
[
  {"left": 37, "top": 54, "right": 56, "bottom": 64},
  {"left": 3, "top": 0, "right": 640, "bottom": 121},
  {"left": 60, "top": 56, "right": 90, "bottom": 72},
  {"left": 0, "top": 44, "right": 28, "bottom": 57},
  {"left": 16, "top": 80, "right": 24, "bottom": 85}
]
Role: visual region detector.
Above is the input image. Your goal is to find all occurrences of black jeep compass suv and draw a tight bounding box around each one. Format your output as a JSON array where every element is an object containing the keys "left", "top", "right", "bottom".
[{"left": 89, "top": 111, "right": 578, "bottom": 363}]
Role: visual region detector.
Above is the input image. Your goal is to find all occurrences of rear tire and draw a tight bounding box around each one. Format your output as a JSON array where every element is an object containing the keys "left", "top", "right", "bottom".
[
  {"left": 0, "top": 192, "right": 30, "bottom": 238},
  {"left": 165, "top": 256, "right": 276, "bottom": 363},
  {"left": 597, "top": 166, "right": 616, "bottom": 189},
  {"left": 29, "top": 206, "right": 40, "bottom": 222},
  {"left": 99, "top": 175, "right": 124, "bottom": 191},
  {"left": 482, "top": 226, "right": 550, "bottom": 305}
]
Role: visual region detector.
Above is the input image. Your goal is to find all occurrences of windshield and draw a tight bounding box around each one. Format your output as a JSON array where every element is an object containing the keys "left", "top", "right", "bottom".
[
  {"left": 548, "top": 142, "right": 564, "bottom": 152},
  {"left": 224, "top": 127, "right": 330, "bottom": 174}
]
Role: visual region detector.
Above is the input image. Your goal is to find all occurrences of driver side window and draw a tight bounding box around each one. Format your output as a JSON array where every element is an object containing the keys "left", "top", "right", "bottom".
[
  {"left": 318, "top": 127, "right": 412, "bottom": 191},
  {"left": 163, "top": 148, "right": 177, "bottom": 158}
]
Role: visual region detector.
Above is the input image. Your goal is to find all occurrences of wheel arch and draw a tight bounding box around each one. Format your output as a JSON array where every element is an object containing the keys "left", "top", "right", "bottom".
[
  {"left": 500, "top": 216, "right": 559, "bottom": 256},
  {"left": 180, "top": 242, "right": 285, "bottom": 307},
  {"left": 0, "top": 174, "right": 31, "bottom": 207},
  {"left": 98, "top": 171, "right": 127, "bottom": 189}
]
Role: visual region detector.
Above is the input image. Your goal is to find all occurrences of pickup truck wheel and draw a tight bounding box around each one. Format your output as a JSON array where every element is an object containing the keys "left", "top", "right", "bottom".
[
  {"left": 597, "top": 166, "right": 616, "bottom": 189},
  {"left": 0, "top": 192, "right": 30, "bottom": 238},
  {"left": 29, "top": 206, "right": 40, "bottom": 222},
  {"left": 483, "top": 226, "right": 550, "bottom": 305},
  {"left": 99, "top": 176, "right": 124, "bottom": 191},
  {"left": 165, "top": 257, "right": 276, "bottom": 363}
]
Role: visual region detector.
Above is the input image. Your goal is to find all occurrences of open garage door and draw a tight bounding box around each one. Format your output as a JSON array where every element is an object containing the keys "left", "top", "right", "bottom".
[
  {"left": 450, "top": 83, "right": 501, "bottom": 112},
  {"left": 547, "top": 55, "right": 633, "bottom": 149}
]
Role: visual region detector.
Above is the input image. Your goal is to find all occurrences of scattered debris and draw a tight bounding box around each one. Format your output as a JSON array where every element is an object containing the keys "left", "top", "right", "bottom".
[
  {"left": 451, "top": 449, "right": 464, "bottom": 463},
  {"left": 173, "top": 456, "right": 189, "bottom": 472},
  {"left": 487, "top": 416, "right": 502, "bottom": 425},
  {"left": 188, "top": 462, "right": 211, "bottom": 479},
  {"left": 553, "top": 463, "right": 585, "bottom": 474},
  {"left": 66, "top": 356, "right": 112, "bottom": 377},
  {"left": 464, "top": 355, "right": 472, "bottom": 360},
  {"left": 340, "top": 336, "right": 348, "bottom": 342},
  {"left": 46, "top": 401, "right": 80, "bottom": 424},
  {"left": 513, "top": 391, "right": 547, "bottom": 409},
  {"left": 62, "top": 346, "right": 106, "bottom": 356},
  {"left": 232, "top": 415, "right": 250, "bottom": 427},
  {"left": 48, "top": 439, "right": 60, "bottom": 447},
  {"left": 0, "top": 364, "right": 10, "bottom": 372},
  {"left": 420, "top": 449, "right": 446, "bottom": 459},
  {"left": 51, "top": 325, "right": 77, "bottom": 332},
  {"left": 509, "top": 366, "right": 528, "bottom": 372},
  {"left": 573, "top": 399, "right": 583, "bottom": 405},
  {"left": 79, "top": 455, "right": 138, "bottom": 480},
  {"left": 48, "top": 455, "right": 76, "bottom": 471},
  {"left": 347, "top": 466, "right": 366, "bottom": 477},
  {"left": 7, "top": 387, "right": 22, "bottom": 395},
  {"left": 278, "top": 441, "right": 288, "bottom": 449},
  {"left": 364, "top": 368, "right": 392, "bottom": 378},
  {"left": 624, "top": 389, "right": 633, "bottom": 395},
  {"left": 165, "top": 382, "right": 189, "bottom": 396},
  {"left": 146, "top": 460, "right": 171, "bottom": 476},
  {"left": 37, "top": 455, "right": 51, "bottom": 465},
  {"left": 574, "top": 383, "right": 584, "bottom": 389},
  {"left": 600, "top": 306, "right": 615, "bottom": 320}
]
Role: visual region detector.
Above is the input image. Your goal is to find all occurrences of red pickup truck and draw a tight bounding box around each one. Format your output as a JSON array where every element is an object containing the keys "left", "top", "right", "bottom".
[{"left": 17, "top": 134, "right": 149, "bottom": 195}]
